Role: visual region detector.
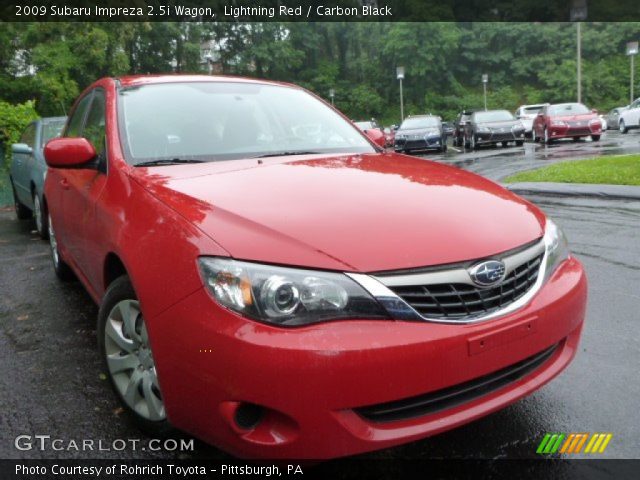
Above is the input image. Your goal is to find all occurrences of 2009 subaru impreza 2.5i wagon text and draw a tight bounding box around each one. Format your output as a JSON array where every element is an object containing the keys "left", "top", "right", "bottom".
[{"left": 42, "top": 75, "right": 587, "bottom": 459}]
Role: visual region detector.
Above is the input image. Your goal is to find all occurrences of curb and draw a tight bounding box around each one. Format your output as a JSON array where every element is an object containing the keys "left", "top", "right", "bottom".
[{"left": 504, "top": 182, "right": 640, "bottom": 201}]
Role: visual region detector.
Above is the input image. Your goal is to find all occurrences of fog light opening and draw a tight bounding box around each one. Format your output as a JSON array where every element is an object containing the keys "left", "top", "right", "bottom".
[{"left": 234, "top": 403, "right": 263, "bottom": 431}]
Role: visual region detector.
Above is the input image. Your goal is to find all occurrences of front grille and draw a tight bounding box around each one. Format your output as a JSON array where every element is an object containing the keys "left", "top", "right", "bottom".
[
  {"left": 489, "top": 132, "right": 516, "bottom": 141},
  {"left": 355, "top": 344, "right": 558, "bottom": 423},
  {"left": 389, "top": 254, "right": 543, "bottom": 321},
  {"left": 566, "top": 127, "right": 591, "bottom": 135}
]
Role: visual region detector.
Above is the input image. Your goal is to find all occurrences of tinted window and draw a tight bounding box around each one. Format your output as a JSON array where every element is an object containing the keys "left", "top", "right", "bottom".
[
  {"left": 82, "top": 90, "right": 106, "bottom": 154},
  {"left": 41, "top": 120, "right": 66, "bottom": 147},
  {"left": 548, "top": 103, "right": 590, "bottom": 116},
  {"left": 65, "top": 94, "right": 92, "bottom": 137},
  {"left": 474, "top": 110, "right": 515, "bottom": 122},
  {"left": 400, "top": 117, "right": 440, "bottom": 129},
  {"left": 119, "top": 82, "right": 374, "bottom": 163},
  {"left": 19, "top": 123, "right": 36, "bottom": 147}
]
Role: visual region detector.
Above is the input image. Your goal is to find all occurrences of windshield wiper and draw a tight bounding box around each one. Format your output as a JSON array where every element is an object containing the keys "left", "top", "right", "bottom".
[
  {"left": 252, "top": 151, "right": 321, "bottom": 159},
  {"left": 134, "top": 158, "right": 205, "bottom": 167}
]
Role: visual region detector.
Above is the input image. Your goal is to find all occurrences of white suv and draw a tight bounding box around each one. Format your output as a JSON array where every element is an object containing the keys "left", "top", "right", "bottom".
[
  {"left": 619, "top": 98, "right": 640, "bottom": 133},
  {"left": 515, "top": 104, "right": 548, "bottom": 138}
]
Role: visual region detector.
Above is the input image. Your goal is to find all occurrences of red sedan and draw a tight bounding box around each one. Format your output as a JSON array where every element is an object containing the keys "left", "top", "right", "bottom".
[
  {"left": 532, "top": 102, "right": 602, "bottom": 143},
  {"left": 43, "top": 75, "right": 587, "bottom": 459}
]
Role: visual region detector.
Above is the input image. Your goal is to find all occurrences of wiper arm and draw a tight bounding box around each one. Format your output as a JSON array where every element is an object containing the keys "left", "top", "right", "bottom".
[
  {"left": 252, "top": 151, "right": 321, "bottom": 159},
  {"left": 134, "top": 158, "right": 205, "bottom": 167}
]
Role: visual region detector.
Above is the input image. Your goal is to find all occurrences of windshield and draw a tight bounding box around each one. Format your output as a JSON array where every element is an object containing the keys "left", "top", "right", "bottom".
[
  {"left": 548, "top": 103, "right": 590, "bottom": 116},
  {"left": 41, "top": 120, "right": 66, "bottom": 145},
  {"left": 522, "top": 106, "right": 543, "bottom": 115},
  {"left": 474, "top": 110, "right": 514, "bottom": 122},
  {"left": 118, "top": 82, "right": 375, "bottom": 163},
  {"left": 354, "top": 121, "right": 376, "bottom": 130},
  {"left": 400, "top": 117, "right": 440, "bottom": 129}
]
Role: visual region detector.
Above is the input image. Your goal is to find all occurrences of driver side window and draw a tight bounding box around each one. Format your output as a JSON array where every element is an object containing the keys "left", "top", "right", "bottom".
[{"left": 82, "top": 90, "right": 106, "bottom": 156}]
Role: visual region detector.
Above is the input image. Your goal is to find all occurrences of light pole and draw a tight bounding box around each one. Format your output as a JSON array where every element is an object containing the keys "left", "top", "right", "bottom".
[
  {"left": 570, "top": 0, "right": 587, "bottom": 103},
  {"left": 397, "top": 66, "right": 405, "bottom": 121},
  {"left": 482, "top": 74, "right": 488, "bottom": 111},
  {"left": 329, "top": 88, "right": 335, "bottom": 106},
  {"left": 627, "top": 41, "right": 639, "bottom": 104}
]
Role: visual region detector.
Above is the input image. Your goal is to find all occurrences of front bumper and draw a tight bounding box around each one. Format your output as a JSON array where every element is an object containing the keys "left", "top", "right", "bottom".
[
  {"left": 549, "top": 124, "right": 601, "bottom": 139},
  {"left": 476, "top": 130, "right": 526, "bottom": 144},
  {"left": 395, "top": 136, "right": 443, "bottom": 152},
  {"left": 148, "top": 257, "right": 587, "bottom": 459}
]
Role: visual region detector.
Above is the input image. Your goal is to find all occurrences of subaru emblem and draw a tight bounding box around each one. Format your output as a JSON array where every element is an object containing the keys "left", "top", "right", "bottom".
[{"left": 469, "top": 260, "right": 506, "bottom": 287}]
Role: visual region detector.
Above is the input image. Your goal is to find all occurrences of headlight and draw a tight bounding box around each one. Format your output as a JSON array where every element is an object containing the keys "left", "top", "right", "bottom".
[
  {"left": 198, "top": 258, "right": 389, "bottom": 326},
  {"left": 511, "top": 124, "right": 524, "bottom": 132},
  {"left": 477, "top": 126, "right": 490, "bottom": 133},
  {"left": 424, "top": 130, "right": 439, "bottom": 138},
  {"left": 543, "top": 219, "right": 570, "bottom": 282},
  {"left": 589, "top": 118, "right": 601, "bottom": 126},
  {"left": 551, "top": 120, "right": 567, "bottom": 127}
]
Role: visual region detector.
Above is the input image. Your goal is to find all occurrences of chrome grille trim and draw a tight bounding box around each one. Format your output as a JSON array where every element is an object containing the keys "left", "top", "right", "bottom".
[{"left": 347, "top": 239, "right": 548, "bottom": 325}]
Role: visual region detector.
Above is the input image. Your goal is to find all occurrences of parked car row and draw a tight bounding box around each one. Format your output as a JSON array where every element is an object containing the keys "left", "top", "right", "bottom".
[
  {"left": 7, "top": 74, "right": 587, "bottom": 460},
  {"left": 357, "top": 97, "right": 640, "bottom": 157}
]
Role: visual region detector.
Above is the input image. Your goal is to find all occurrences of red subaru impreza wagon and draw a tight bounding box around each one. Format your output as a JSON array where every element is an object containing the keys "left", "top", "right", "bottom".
[{"left": 43, "top": 75, "right": 587, "bottom": 459}]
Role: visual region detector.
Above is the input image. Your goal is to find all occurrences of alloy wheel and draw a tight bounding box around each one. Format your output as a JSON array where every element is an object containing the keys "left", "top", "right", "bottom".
[
  {"left": 104, "top": 299, "right": 166, "bottom": 421},
  {"left": 48, "top": 214, "right": 59, "bottom": 268}
]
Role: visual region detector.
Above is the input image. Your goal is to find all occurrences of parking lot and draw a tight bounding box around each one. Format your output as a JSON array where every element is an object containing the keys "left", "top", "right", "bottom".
[
  {"left": 0, "top": 129, "right": 639, "bottom": 462},
  {"left": 422, "top": 129, "right": 640, "bottom": 181}
]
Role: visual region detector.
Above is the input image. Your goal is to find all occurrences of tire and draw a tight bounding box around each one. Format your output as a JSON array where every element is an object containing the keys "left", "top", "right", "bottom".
[
  {"left": 11, "top": 179, "right": 31, "bottom": 220},
  {"left": 501, "top": 141, "right": 508, "bottom": 148},
  {"left": 619, "top": 120, "right": 628, "bottom": 134},
  {"left": 544, "top": 127, "right": 552, "bottom": 144},
  {"left": 33, "top": 192, "right": 48, "bottom": 239},
  {"left": 516, "top": 140, "right": 524, "bottom": 146},
  {"left": 98, "top": 275, "right": 173, "bottom": 436},
  {"left": 48, "top": 213, "right": 75, "bottom": 281},
  {"left": 470, "top": 134, "right": 477, "bottom": 150},
  {"left": 573, "top": 137, "right": 580, "bottom": 142},
  {"left": 442, "top": 143, "right": 448, "bottom": 153},
  {"left": 591, "top": 135, "right": 601, "bottom": 142}
]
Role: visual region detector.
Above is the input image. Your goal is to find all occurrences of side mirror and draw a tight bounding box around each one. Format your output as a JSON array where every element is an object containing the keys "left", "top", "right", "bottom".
[
  {"left": 12, "top": 143, "right": 33, "bottom": 155},
  {"left": 591, "top": 109, "right": 598, "bottom": 114},
  {"left": 392, "top": 125, "right": 399, "bottom": 131},
  {"left": 364, "top": 128, "right": 386, "bottom": 148},
  {"left": 44, "top": 137, "right": 97, "bottom": 168}
]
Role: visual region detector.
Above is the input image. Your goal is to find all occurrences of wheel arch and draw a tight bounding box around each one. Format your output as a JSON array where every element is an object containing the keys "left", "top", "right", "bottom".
[{"left": 104, "top": 252, "right": 129, "bottom": 291}]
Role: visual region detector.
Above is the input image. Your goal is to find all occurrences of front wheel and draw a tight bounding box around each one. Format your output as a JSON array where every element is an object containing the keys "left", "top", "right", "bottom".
[
  {"left": 591, "top": 135, "right": 601, "bottom": 142},
  {"left": 470, "top": 134, "right": 477, "bottom": 150},
  {"left": 98, "top": 275, "right": 172, "bottom": 436},
  {"left": 516, "top": 140, "right": 524, "bottom": 146},
  {"left": 619, "top": 120, "right": 628, "bottom": 134},
  {"left": 544, "top": 128, "right": 552, "bottom": 144},
  {"left": 48, "top": 213, "right": 74, "bottom": 281},
  {"left": 11, "top": 179, "right": 31, "bottom": 220}
]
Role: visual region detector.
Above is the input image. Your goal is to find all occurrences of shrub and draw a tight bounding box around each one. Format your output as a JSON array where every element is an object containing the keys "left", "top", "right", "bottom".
[{"left": 0, "top": 100, "right": 39, "bottom": 167}]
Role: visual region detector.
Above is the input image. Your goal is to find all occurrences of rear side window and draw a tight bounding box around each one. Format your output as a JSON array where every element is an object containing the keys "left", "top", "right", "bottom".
[
  {"left": 19, "top": 123, "right": 36, "bottom": 148},
  {"left": 83, "top": 90, "right": 106, "bottom": 155},
  {"left": 65, "top": 94, "right": 92, "bottom": 137}
]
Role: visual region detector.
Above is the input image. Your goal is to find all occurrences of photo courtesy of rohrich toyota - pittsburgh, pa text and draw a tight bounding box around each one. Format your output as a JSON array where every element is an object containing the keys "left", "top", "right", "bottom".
[{"left": 0, "top": 0, "right": 639, "bottom": 479}]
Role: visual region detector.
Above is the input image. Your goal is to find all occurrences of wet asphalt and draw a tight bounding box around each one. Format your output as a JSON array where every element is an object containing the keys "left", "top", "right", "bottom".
[{"left": 0, "top": 129, "right": 639, "bottom": 463}]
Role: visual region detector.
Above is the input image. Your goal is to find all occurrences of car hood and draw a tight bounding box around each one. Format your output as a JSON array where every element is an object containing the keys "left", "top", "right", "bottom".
[
  {"left": 552, "top": 113, "right": 597, "bottom": 122},
  {"left": 129, "top": 153, "right": 545, "bottom": 272},
  {"left": 477, "top": 120, "right": 522, "bottom": 129}
]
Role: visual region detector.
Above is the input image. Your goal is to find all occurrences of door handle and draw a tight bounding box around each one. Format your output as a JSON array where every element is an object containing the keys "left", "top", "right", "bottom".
[{"left": 60, "top": 178, "right": 70, "bottom": 190}]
